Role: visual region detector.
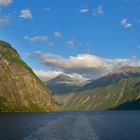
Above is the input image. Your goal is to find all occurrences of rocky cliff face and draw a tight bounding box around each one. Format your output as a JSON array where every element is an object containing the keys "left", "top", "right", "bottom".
[{"left": 0, "top": 40, "right": 56, "bottom": 112}]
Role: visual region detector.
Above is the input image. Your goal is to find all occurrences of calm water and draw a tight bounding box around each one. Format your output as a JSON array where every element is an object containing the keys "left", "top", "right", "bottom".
[{"left": 0, "top": 111, "right": 140, "bottom": 140}]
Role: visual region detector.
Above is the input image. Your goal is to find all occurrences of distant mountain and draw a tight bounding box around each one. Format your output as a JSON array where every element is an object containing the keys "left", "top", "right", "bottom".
[
  {"left": 54, "top": 66, "right": 140, "bottom": 110},
  {"left": 46, "top": 74, "right": 85, "bottom": 95},
  {"left": 0, "top": 40, "right": 57, "bottom": 112},
  {"left": 108, "top": 66, "right": 140, "bottom": 75},
  {"left": 82, "top": 66, "right": 140, "bottom": 91}
]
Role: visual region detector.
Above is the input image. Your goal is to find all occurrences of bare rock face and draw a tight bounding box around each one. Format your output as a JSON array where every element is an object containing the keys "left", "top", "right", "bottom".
[{"left": 0, "top": 40, "right": 57, "bottom": 112}]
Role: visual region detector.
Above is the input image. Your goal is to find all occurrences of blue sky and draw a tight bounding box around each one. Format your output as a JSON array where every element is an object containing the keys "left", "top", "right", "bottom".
[{"left": 1, "top": 0, "right": 140, "bottom": 81}]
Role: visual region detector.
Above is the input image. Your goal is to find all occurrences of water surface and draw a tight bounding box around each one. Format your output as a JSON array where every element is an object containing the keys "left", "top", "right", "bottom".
[{"left": 0, "top": 111, "right": 140, "bottom": 140}]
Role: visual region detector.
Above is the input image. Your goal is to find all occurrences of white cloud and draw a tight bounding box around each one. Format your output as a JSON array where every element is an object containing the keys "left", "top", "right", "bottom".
[
  {"left": 0, "top": 16, "right": 10, "bottom": 26},
  {"left": 93, "top": 5, "right": 104, "bottom": 16},
  {"left": 68, "top": 73, "right": 87, "bottom": 81},
  {"left": 25, "top": 35, "right": 49, "bottom": 43},
  {"left": 79, "top": 8, "right": 89, "bottom": 13},
  {"left": 66, "top": 40, "right": 76, "bottom": 47},
  {"left": 33, "top": 69, "right": 86, "bottom": 82},
  {"left": 27, "top": 52, "right": 140, "bottom": 80},
  {"left": 0, "top": 0, "right": 12, "bottom": 7},
  {"left": 19, "top": 9, "right": 32, "bottom": 19},
  {"left": 33, "top": 69, "right": 62, "bottom": 81},
  {"left": 44, "top": 7, "right": 51, "bottom": 11},
  {"left": 54, "top": 31, "right": 61, "bottom": 38},
  {"left": 121, "top": 18, "right": 132, "bottom": 28},
  {"left": 97, "top": 5, "right": 104, "bottom": 15}
]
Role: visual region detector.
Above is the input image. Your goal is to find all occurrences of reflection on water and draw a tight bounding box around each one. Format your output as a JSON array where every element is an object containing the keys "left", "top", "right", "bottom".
[{"left": 0, "top": 111, "right": 140, "bottom": 140}]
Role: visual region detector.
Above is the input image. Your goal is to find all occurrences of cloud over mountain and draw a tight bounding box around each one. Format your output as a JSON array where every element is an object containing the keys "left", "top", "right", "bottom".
[
  {"left": 33, "top": 69, "right": 62, "bottom": 81},
  {"left": 27, "top": 52, "right": 140, "bottom": 80}
]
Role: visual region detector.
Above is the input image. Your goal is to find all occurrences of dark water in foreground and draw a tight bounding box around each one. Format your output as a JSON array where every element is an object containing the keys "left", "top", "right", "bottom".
[{"left": 0, "top": 111, "right": 140, "bottom": 140}]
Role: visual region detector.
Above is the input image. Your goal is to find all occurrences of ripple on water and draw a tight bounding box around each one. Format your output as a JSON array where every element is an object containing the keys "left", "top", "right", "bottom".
[{"left": 22, "top": 114, "right": 98, "bottom": 140}]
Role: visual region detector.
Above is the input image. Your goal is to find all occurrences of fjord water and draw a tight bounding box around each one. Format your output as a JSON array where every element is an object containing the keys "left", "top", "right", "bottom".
[{"left": 0, "top": 111, "right": 140, "bottom": 140}]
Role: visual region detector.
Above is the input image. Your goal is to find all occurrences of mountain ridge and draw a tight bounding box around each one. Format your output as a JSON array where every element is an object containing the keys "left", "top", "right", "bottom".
[
  {"left": 46, "top": 74, "right": 85, "bottom": 95},
  {"left": 54, "top": 66, "right": 140, "bottom": 110}
]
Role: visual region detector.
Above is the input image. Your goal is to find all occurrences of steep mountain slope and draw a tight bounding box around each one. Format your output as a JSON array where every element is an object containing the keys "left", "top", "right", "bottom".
[
  {"left": 55, "top": 67, "right": 140, "bottom": 110},
  {"left": 0, "top": 40, "right": 57, "bottom": 112},
  {"left": 46, "top": 74, "right": 85, "bottom": 95}
]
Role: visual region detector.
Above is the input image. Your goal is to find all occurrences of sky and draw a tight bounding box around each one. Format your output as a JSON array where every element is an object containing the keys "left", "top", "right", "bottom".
[{"left": 1, "top": 0, "right": 140, "bottom": 81}]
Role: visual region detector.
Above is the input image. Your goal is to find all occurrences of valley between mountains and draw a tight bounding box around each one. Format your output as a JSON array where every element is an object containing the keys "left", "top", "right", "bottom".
[
  {"left": 47, "top": 67, "right": 140, "bottom": 110},
  {"left": 1, "top": 40, "right": 140, "bottom": 112}
]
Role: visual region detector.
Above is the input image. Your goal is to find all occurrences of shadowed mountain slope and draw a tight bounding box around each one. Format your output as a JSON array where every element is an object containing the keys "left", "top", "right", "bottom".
[{"left": 54, "top": 67, "right": 140, "bottom": 110}]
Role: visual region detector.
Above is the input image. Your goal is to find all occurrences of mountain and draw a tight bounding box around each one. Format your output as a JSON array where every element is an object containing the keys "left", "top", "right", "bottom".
[
  {"left": 0, "top": 40, "right": 57, "bottom": 112},
  {"left": 54, "top": 66, "right": 140, "bottom": 110},
  {"left": 46, "top": 74, "right": 85, "bottom": 95},
  {"left": 81, "top": 66, "right": 140, "bottom": 91}
]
